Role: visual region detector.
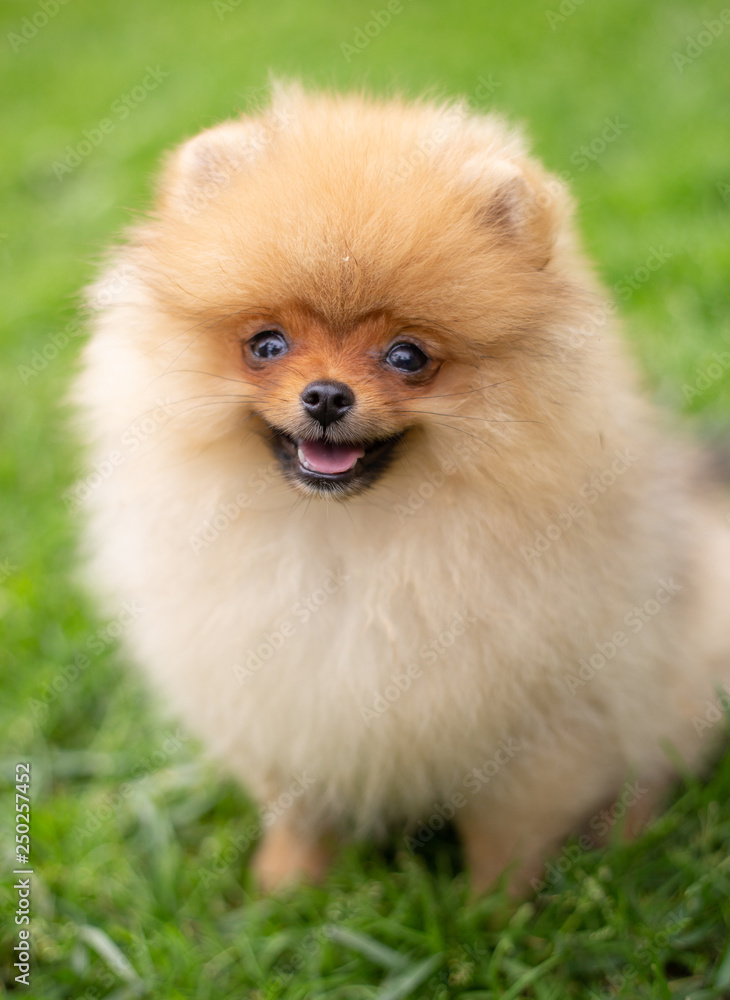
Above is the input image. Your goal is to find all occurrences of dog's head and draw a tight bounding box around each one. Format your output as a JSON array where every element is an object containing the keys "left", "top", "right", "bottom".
[{"left": 118, "top": 85, "right": 595, "bottom": 499}]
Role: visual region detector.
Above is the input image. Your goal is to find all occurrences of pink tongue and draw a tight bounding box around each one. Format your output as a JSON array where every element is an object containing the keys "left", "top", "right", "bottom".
[{"left": 299, "top": 440, "right": 365, "bottom": 474}]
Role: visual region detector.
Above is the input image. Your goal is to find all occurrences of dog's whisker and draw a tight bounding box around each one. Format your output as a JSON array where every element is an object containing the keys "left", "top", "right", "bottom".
[
  {"left": 155, "top": 369, "right": 262, "bottom": 390},
  {"left": 416, "top": 417, "right": 501, "bottom": 455},
  {"left": 168, "top": 400, "right": 260, "bottom": 416},
  {"left": 169, "top": 393, "right": 257, "bottom": 404},
  {"left": 393, "top": 378, "right": 517, "bottom": 403},
  {"left": 395, "top": 408, "right": 543, "bottom": 427}
]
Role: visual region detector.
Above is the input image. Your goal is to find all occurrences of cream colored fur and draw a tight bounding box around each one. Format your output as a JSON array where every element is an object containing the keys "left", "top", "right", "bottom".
[{"left": 74, "top": 84, "right": 730, "bottom": 893}]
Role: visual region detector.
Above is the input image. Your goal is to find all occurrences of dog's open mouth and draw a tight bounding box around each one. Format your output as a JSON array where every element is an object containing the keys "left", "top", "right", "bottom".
[
  {"left": 264, "top": 424, "right": 404, "bottom": 495},
  {"left": 297, "top": 439, "right": 365, "bottom": 475}
]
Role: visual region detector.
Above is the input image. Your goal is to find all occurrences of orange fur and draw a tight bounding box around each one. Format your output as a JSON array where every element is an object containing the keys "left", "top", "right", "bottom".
[{"left": 75, "top": 84, "right": 730, "bottom": 895}]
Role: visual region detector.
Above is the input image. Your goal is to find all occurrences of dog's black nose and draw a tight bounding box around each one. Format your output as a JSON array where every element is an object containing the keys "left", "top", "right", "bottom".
[{"left": 301, "top": 380, "right": 355, "bottom": 427}]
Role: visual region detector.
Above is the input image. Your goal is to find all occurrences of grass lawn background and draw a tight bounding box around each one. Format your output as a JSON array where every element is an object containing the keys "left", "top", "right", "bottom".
[{"left": 1, "top": 0, "right": 729, "bottom": 996}]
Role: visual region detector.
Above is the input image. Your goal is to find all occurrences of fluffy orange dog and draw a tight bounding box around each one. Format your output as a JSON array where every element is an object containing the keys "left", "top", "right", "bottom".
[{"left": 76, "top": 84, "right": 730, "bottom": 895}]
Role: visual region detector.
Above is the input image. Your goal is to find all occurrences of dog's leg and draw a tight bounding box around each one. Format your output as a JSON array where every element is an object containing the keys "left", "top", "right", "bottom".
[
  {"left": 582, "top": 774, "right": 670, "bottom": 846},
  {"left": 455, "top": 807, "right": 559, "bottom": 897},
  {"left": 252, "top": 821, "right": 333, "bottom": 892},
  {"left": 454, "top": 745, "right": 619, "bottom": 897},
  {"left": 456, "top": 772, "right": 670, "bottom": 897}
]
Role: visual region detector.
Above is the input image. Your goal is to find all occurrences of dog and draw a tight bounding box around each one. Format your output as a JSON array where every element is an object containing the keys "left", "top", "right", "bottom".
[{"left": 74, "top": 83, "right": 730, "bottom": 895}]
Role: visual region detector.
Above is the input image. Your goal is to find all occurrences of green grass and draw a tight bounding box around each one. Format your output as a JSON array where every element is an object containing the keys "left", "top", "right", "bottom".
[{"left": 1, "top": 0, "right": 729, "bottom": 996}]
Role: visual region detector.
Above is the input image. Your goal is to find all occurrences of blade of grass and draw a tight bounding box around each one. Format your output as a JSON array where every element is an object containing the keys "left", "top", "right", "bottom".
[
  {"left": 77, "top": 924, "right": 144, "bottom": 988},
  {"left": 501, "top": 953, "right": 561, "bottom": 1000},
  {"left": 324, "top": 925, "right": 410, "bottom": 971},
  {"left": 375, "top": 954, "right": 444, "bottom": 1000}
]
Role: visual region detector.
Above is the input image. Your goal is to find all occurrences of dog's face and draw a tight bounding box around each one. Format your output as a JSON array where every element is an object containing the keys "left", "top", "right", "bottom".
[
  {"left": 168, "top": 295, "right": 485, "bottom": 499},
  {"left": 126, "top": 88, "right": 588, "bottom": 500},
  {"left": 235, "top": 304, "right": 447, "bottom": 496}
]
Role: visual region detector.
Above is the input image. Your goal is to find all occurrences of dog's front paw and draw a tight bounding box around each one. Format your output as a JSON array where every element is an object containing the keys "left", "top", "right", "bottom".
[{"left": 252, "top": 823, "right": 333, "bottom": 893}]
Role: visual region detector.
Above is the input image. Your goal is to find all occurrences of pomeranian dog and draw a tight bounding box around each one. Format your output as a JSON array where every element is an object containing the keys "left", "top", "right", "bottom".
[{"left": 75, "top": 83, "right": 730, "bottom": 895}]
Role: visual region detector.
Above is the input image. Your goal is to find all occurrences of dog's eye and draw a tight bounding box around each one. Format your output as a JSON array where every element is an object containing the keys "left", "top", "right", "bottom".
[
  {"left": 249, "top": 330, "right": 289, "bottom": 360},
  {"left": 385, "top": 342, "right": 429, "bottom": 373}
]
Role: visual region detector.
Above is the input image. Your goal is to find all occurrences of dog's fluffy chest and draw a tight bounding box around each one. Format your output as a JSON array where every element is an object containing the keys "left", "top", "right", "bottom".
[{"left": 104, "top": 477, "right": 547, "bottom": 820}]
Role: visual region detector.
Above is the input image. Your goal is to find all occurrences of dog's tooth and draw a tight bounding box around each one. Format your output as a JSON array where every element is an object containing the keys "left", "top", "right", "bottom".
[{"left": 297, "top": 446, "right": 312, "bottom": 470}]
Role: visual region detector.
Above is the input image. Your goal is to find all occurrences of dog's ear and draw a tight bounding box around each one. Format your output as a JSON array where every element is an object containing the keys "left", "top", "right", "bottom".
[
  {"left": 159, "top": 82, "right": 302, "bottom": 219},
  {"left": 158, "top": 120, "right": 268, "bottom": 218},
  {"left": 472, "top": 158, "right": 571, "bottom": 269}
]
